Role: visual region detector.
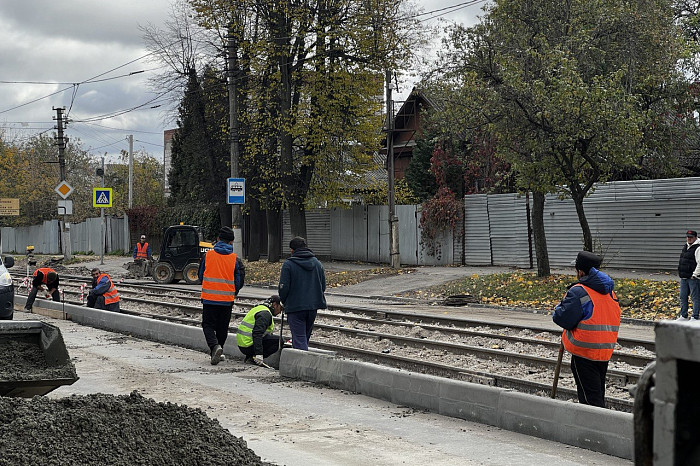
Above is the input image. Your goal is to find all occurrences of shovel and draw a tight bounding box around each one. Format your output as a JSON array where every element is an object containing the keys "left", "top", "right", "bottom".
[
  {"left": 264, "top": 310, "right": 285, "bottom": 370},
  {"left": 551, "top": 342, "right": 565, "bottom": 399}
]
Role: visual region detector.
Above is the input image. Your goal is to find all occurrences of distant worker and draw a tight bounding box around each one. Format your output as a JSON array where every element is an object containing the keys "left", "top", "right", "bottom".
[
  {"left": 133, "top": 234, "right": 153, "bottom": 278},
  {"left": 133, "top": 234, "right": 152, "bottom": 260},
  {"left": 24, "top": 267, "right": 60, "bottom": 311},
  {"left": 237, "top": 295, "right": 284, "bottom": 365},
  {"left": 278, "top": 236, "right": 326, "bottom": 351},
  {"left": 87, "top": 268, "right": 121, "bottom": 313},
  {"left": 199, "top": 226, "right": 245, "bottom": 365},
  {"left": 676, "top": 230, "right": 700, "bottom": 321},
  {"left": 553, "top": 251, "right": 621, "bottom": 408}
]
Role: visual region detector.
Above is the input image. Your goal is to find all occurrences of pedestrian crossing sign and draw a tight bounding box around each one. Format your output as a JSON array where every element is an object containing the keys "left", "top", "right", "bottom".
[{"left": 93, "top": 188, "right": 113, "bottom": 207}]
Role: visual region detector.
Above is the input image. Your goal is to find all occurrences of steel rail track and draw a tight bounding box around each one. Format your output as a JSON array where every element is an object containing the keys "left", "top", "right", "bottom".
[{"left": 27, "top": 279, "right": 655, "bottom": 371}]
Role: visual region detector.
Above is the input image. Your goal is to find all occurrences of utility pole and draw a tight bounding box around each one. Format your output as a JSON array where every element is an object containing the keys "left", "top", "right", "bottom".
[
  {"left": 386, "top": 70, "right": 400, "bottom": 268},
  {"left": 54, "top": 107, "right": 71, "bottom": 260},
  {"left": 128, "top": 134, "right": 134, "bottom": 208},
  {"left": 227, "top": 21, "right": 242, "bottom": 255},
  {"left": 100, "top": 157, "right": 105, "bottom": 265}
]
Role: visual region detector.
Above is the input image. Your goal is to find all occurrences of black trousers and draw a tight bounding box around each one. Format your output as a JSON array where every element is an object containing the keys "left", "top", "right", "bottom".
[
  {"left": 239, "top": 335, "right": 281, "bottom": 359},
  {"left": 25, "top": 287, "right": 60, "bottom": 310},
  {"left": 202, "top": 303, "right": 233, "bottom": 352},
  {"left": 571, "top": 354, "right": 609, "bottom": 408}
]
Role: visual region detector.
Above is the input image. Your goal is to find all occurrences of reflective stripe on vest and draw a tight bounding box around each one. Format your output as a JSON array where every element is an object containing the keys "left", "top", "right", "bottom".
[
  {"left": 200, "top": 250, "right": 237, "bottom": 302},
  {"left": 136, "top": 242, "right": 149, "bottom": 259},
  {"left": 97, "top": 273, "right": 120, "bottom": 304},
  {"left": 562, "top": 284, "right": 621, "bottom": 361},
  {"left": 236, "top": 304, "right": 274, "bottom": 348},
  {"left": 33, "top": 267, "right": 55, "bottom": 285}
]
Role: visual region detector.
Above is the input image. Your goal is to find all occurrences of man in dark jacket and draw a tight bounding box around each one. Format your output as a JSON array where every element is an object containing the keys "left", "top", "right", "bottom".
[
  {"left": 199, "top": 226, "right": 245, "bottom": 365},
  {"left": 278, "top": 236, "right": 326, "bottom": 350},
  {"left": 677, "top": 230, "right": 700, "bottom": 321},
  {"left": 553, "top": 251, "right": 621, "bottom": 408},
  {"left": 237, "top": 295, "right": 283, "bottom": 365}
]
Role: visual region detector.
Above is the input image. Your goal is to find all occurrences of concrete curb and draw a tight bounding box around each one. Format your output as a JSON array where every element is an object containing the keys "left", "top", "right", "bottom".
[
  {"left": 280, "top": 348, "right": 633, "bottom": 460},
  {"left": 16, "top": 296, "right": 244, "bottom": 359}
]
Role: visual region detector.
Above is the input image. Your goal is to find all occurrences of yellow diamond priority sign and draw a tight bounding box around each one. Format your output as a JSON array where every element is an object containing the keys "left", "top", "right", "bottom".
[
  {"left": 93, "top": 188, "right": 113, "bottom": 208},
  {"left": 55, "top": 181, "right": 73, "bottom": 199}
]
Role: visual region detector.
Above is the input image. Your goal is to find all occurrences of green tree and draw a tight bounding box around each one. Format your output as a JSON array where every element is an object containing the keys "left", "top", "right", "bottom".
[{"left": 429, "top": 0, "right": 691, "bottom": 274}]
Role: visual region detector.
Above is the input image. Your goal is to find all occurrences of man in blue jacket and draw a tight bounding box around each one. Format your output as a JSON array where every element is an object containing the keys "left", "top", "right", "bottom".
[{"left": 278, "top": 236, "right": 326, "bottom": 350}]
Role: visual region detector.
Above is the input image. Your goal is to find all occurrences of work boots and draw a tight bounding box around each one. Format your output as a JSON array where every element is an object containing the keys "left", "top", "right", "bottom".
[{"left": 210, "top": 345, "right": 223, "bottom": 365}]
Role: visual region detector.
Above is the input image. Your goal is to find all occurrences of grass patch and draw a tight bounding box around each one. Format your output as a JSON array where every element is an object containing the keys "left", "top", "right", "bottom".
[{"left": 407, "top": 272, "right": 679, "bottom": 321}]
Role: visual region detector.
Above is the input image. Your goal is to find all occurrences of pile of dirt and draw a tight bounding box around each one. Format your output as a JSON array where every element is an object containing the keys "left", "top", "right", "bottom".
[{"left": 0, "top": 391, "right": 272, "bottom": 465}]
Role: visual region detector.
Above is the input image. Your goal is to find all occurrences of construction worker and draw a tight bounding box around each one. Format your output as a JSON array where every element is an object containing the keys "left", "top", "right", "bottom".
[
  {"left": 24, "top": 267, "right": 60, "bottom": 311},
  {"left": 553, "top": 251, "right": 621, "bottom": 408},
  {"left": 87, "top": 268, "right": 121, "bottom": 313},
  {"left": 133, "top": 234, "right": 152, "bottom": 259},
  {"left": 199, "top": 226, "right": 245, "bottom": 365},
  {"left": 133, "top": 234, "right": 152, "bottom": 277},
  {"left": 237, "top": 295, "right": 283, "bottom": 365}
]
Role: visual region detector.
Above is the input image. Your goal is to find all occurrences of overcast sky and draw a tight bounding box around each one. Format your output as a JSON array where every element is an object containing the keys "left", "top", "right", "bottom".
[{"left": 0, "top": 0, "right": 487, "bottom": 164}]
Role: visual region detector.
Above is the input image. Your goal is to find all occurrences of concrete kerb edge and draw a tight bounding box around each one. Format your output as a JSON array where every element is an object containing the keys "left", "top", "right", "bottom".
[
  {"left": 19, "top": 298, "right": 245, "bottom": 359},
  {"left": 279, "top": 348, "right": 633, "bottom": 460}
]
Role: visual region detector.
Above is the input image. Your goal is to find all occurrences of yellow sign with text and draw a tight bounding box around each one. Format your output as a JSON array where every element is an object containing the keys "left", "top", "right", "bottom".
[{"left": 0, "top": 198, "right": 19, "bottom": 216}]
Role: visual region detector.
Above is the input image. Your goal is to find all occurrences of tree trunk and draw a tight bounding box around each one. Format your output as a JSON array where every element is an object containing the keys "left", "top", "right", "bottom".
[
  {"left": 218, "top": 202, "right": 232, "bottom": 230},
  {"left": 266, "top": 208, "right": 282, "bottom": 263},
  {"left": 288, "top": 203, "right": 307, "bottom": 239},
  {"left": 532, "top": 191, "right": 551, "bottom": 277},
  {"left": 247, "top": 197, "right": 264, "bottom": 261},
  {"left": 572, "top": 193, "right": 593, "bottom": 251}
]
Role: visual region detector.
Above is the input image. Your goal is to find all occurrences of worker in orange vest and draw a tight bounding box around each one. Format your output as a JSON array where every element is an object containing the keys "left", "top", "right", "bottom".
[
  {"left": 24, "top": 267, "right": 60, "bottom": 311},
  {"left": 133, "top": 234, "right": 152, "bottom": 260},
  {"left": 553, "top": 251, "right": 621, "bottom": 408},
  {"left": 198, "top": 226, "right": 245, "bottom": 365},
  {"left": 87, "top": 268, "right": 121, "bottom": 312}
]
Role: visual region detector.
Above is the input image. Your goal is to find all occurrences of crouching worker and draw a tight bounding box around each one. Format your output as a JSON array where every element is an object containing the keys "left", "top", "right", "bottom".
[
  {"left": 87, "top": 268, "right": 121, "bottom": 313},
  {"left": 24, "top": 267, "right": 60, "bottom": 311},
  {"left": 553, "top": 251, "right": 621, "bottom": 408},
  {"left": 237, "top": 295, "right": 283, "bottom": 366}
]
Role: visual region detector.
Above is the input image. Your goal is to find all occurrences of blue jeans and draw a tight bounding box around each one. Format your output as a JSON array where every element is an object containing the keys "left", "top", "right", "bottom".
[
  {"left": 680, "top": 277, "right": 700, "bottom": 318},
  {"left": 286, "top": 310, "right": 318, "bottom": 351}
]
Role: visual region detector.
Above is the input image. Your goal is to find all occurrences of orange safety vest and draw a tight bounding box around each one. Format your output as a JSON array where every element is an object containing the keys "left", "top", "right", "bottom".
[
  {"left": 97, "top": 273, "right": 120, "bottom": 305},
  {"left": 33, "top": 267, "right": 56, "bottom": 284},
  {"left": 136, "top": 242, "right": 149, "bottom": 259},
  {"left": 200, "top": 250, "right": 237, "bottom": 303},
  {"left": 562, "top": 284, "right": 621, "bottom": 361}
]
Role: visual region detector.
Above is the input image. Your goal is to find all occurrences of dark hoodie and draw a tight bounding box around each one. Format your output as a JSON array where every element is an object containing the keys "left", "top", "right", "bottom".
[
  {"left": 278, "top": 247, "right": 326, "bottom": 313},
  {"left": 553, "top": 267, "right": 616, "bottom": 331}
]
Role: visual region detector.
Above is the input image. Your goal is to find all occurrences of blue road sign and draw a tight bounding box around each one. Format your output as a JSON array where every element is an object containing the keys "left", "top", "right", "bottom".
[{"left": 227, "top": 178, "right": 245, "bottom": 204}]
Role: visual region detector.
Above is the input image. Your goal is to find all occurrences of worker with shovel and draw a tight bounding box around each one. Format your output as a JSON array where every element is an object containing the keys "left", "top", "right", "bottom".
[
  {"left": 552, "top": 251, "right": 621, "bottom": 408},
  {"left": 237, "top": 295, "right": 284, "bottom": 366}
]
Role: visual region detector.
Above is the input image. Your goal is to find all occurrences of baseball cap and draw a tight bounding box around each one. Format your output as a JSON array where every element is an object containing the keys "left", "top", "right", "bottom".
[{"left": 687, "top": 230, "right": 697, "bottom": 237}]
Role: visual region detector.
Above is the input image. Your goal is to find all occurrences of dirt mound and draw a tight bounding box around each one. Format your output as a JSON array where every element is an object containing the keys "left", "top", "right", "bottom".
[{"left": 0, "top": 391, "right": 272, "bottom": 465}]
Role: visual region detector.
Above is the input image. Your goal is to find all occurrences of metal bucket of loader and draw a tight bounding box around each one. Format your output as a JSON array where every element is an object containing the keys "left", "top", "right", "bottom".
[{"left": 0, "top": 321, "right": 78, "bottom": 397}]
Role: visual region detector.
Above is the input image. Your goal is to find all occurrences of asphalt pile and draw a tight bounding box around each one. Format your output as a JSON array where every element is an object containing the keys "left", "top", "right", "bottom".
[
  {"left": 0, "top": 338, "right": 77, "bottom": 382},
  {"left": 0, "top": 391, "right": 271, "bottom": 466}
]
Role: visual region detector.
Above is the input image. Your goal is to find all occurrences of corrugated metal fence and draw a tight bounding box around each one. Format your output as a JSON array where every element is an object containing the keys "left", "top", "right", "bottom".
[
  {"left": 465, "top": 177, "right": 700, "bottom": 270},
  {"left": 4, "top": 177, "right": 698, "bottom": 269},
  {"left": 0, "top": 216, "right": 130, "bottom": 255}
]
